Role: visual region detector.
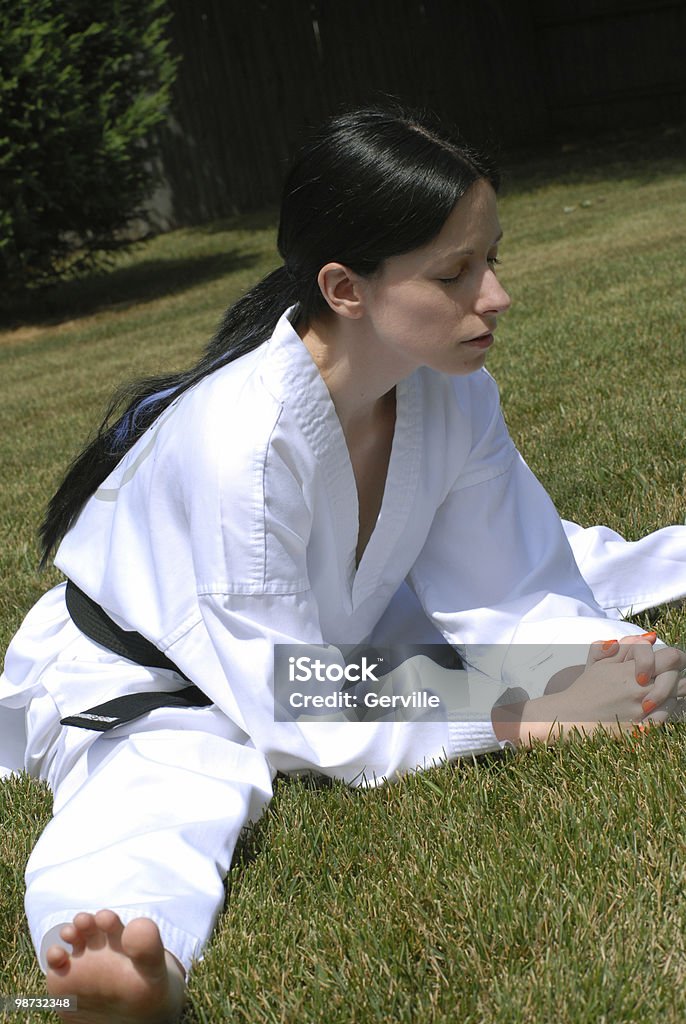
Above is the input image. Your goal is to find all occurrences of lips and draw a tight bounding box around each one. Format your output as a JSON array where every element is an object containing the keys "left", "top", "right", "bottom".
[{"left": 462, "top": 330, "right": 494, "bottom": 348}]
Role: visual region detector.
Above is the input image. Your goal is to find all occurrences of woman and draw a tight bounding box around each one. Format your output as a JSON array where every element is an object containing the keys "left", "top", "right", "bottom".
[{"left": 1, "top": 104, "right": 685, "bottom": 1023}]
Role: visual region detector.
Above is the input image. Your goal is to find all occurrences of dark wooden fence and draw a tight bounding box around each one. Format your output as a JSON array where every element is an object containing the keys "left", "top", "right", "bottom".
[{"left": 152, "top": 0, "right": 685, "bottom": 227}]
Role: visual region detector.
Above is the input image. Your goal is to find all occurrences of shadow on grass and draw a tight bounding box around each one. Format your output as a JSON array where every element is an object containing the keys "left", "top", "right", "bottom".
[
  {"left": 0, "top": 203, "right": 280, "bottom": 333},
  {"left": 0, "top": 247, "right": 266, "bottom": 333},
  {"left": 194, "top": 206, "right": 279, "bottom": 235},
  {"left": 225, "top": 773, "right": 336, "bottom": 887},
  {"left": 500, "top": 122, "right": 686, "bottom": 195}
]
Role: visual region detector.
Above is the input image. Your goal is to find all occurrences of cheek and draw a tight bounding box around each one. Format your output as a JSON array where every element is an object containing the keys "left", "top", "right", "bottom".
[{"left": 380, "top": 286, "right": 448, "bottom": 334}]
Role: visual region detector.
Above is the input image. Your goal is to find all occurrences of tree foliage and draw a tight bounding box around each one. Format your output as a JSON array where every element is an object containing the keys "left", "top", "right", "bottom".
[{"left": 0, "top": 0, "right": 177, "bottom": 292}]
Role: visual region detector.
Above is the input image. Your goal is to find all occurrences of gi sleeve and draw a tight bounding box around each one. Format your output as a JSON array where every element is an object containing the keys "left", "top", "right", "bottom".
[
  {"left": 196, "top": 593, "right": 505, "bottom": 783},
  {"left": 562, "top": 519, "right": 686, "bottom": 616},
  {"left": 408, "top": 372, "right": 650, "bottom": 702}
]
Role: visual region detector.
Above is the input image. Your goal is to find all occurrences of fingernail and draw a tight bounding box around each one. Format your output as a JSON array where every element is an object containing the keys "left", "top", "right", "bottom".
[
  {"left": 637, "top": 672, "right": 651, "bottom": 687},
  {"left": 602, "top": 639, "right": 618, "bottom": 650},
  {"left": 641, "top": 632, "right": 657, "bottom": 644},
  {"left": 642, "top": 698, "right": 657, "bottom": 715}
]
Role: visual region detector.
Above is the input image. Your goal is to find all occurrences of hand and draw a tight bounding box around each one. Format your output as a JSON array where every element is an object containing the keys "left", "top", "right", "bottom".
[
  {"left": 587, "top": 632, "right": 657, "bottom": 685},
  {"left": 493, "top": 635, "right": 686, "bottom": 746},
  {"left": 586, "top": 634, "right": 686, "bottom": 724}
]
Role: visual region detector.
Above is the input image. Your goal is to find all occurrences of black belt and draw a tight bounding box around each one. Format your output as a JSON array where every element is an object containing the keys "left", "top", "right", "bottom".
[
  {"left": 61, "top": 583, "right": 465, "bottom": 733},
  {"left": 61, "top": 580, "right": 212, "bottom": 732}
]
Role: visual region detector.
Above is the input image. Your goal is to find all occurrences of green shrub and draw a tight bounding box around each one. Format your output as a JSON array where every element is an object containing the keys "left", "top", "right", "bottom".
[{"left": 0, "top": 0, "right": 177, "bottom": 293}]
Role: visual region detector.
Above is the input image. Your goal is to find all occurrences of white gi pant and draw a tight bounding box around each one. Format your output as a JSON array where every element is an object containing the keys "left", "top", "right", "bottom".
[
  {"left": 1, "top": 581, "right": 447, "bottom": 974},
  {"left": 0, "top": 587, "right": 276, "bottom": 973}
]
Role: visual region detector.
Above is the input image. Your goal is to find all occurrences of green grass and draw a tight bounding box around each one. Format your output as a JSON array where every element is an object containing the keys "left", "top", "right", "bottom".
[
  {"left": 1, "top": 136, "right": 686, "bottom": 1022},
  {"left": 206, "top": 734, "right": 686, "bottom": 1024}
]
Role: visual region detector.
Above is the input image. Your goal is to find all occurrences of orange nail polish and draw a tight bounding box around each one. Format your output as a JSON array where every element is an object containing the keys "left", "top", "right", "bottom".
[
  {"left": 642, "top": 698, "right": 657, "bottom": 715},
  {"left": 641, "top": 632, "right": 657, "bottom": 644},
  {"left": 601, "top": 639, "right": 618, "bottom": 650},
  {"left": 637, "top": 672, "right": 651, "bottom": 687}
]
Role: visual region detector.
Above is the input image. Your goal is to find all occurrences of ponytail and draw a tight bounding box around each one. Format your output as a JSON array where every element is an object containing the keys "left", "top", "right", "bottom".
[{"left": 39, "top": 265, "right": 298, "bottom": 566}]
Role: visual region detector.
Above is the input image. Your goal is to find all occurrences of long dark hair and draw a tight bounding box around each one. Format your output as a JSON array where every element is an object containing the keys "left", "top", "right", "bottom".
[{"left": 40, "top": 102, "right": 498, "bottom": 565}]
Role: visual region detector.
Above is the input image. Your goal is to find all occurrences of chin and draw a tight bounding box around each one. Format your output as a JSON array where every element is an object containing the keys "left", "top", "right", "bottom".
[{"left": 451, "top": 354, "right": 489, "bottom": 376}]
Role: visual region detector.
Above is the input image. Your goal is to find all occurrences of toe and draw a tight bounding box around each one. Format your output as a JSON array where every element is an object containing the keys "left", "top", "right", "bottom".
[
  {"left": 46, "top": 944, "right": 70, "bottom": 971},
  {"left": 59, "top": 923, "right": 80, "bottom": 946},
  {"left": 94, "top": 909, "right": 125, "bottom": 936},
  {"left": 73, "top": 912, "right": 97, "bottom": 934},
  {"left": 121, "top": 918, "right": 166, "bottom": 971},
  {"left": 73, "top": 911, "right": 106, "bottom": 951},
  {"left": 94, "top": 909, "right": 125, "bottom": 955}
]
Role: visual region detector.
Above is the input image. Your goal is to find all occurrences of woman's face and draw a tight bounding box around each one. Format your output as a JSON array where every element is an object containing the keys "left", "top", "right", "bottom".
[{"left": 359, "top": 179, "right": 511, "bottom": 378}]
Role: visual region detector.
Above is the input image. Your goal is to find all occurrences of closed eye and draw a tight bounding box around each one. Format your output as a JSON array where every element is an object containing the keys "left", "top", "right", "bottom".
[{"left": 440, "top": 256, "right": 501, "bottom": 285}]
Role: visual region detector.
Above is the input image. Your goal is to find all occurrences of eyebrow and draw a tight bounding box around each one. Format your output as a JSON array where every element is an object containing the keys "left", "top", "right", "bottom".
[{"left": 439, "top": 230, "right": 504, "bottom": 260}]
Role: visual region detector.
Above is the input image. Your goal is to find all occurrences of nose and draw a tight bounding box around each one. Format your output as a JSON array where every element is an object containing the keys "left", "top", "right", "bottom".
[{"left": 476, "top": 268, "right": 511, "bottom": 316}]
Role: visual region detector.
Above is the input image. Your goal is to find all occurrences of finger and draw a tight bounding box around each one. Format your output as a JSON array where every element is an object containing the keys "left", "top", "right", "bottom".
[
  {"left": 587, "top": 639, "right": 619, "bottom": 667},
  {"left": 652, "top": 648, "right": 686, "bottom": 700},
  {"left": 640, "top": 696, "right": 660, "bottom": 717},
  {"left": 622, "top": 632, "right": 658, "bottom": 646},
  {"left": 643, "top": 670, "right": 681, "bottom": 715},
  {"left": 653, "top": 646, "right": 686, "bottom": 676},
  {"left": 638, "top": 696, "right": 675, "bottom": 727},
  {"left": 621, "top": 638, "right": 657, "bottom": 687},
  {"left": 617, "top": 632, "right": 657, "bottom": 652}
]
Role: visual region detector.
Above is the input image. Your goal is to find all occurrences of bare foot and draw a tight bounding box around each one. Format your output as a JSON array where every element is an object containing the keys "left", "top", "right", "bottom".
[{"left": 45, "top": 910, "right": 186, "bottom": 1023}]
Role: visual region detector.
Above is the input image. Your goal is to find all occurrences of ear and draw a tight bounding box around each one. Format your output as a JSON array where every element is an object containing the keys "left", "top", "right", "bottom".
[{"left": 316, "top": 263, "right": 365, "bottom": 319}]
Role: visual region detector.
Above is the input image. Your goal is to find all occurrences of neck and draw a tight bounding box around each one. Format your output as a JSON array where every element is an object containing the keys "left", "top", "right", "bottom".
[{"left": 297, "top": 314, "right": 402, "bottom": 434}]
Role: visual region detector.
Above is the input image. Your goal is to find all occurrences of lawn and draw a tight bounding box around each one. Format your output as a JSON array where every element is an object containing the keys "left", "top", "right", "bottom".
[{"left": 1, "top": 130, "right": 685, "bottom": 1023}]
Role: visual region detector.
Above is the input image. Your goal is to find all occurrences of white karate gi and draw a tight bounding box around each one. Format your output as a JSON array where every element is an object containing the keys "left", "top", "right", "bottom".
[{"left": 1, "top": 306, "right": 685, "bottom": 972}]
